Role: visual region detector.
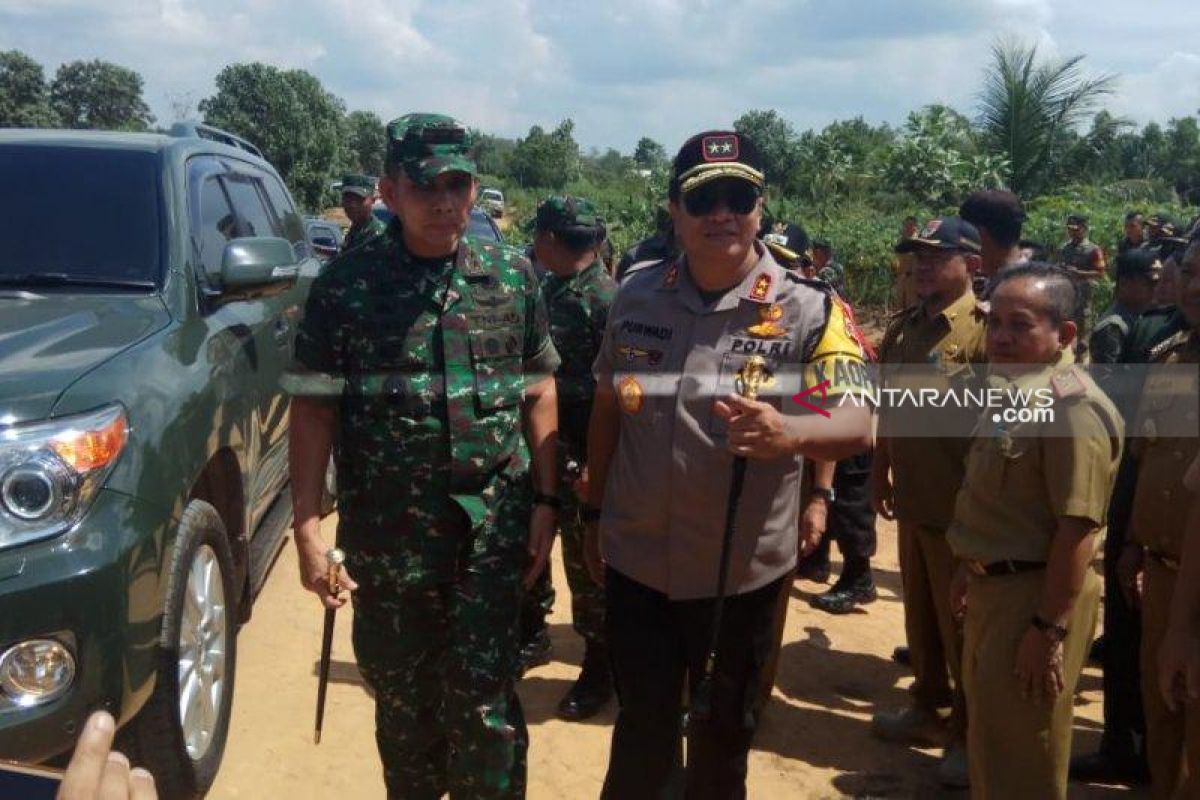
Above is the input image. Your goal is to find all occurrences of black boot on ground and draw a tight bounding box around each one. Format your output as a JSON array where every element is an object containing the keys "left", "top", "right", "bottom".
[
  {"left": 557, "top": 642, "right": 614, "bottom": 721},
  {"left": 518, "top": 626, "right": 552, "bottom": 675},
  {"left": 809, "top": 567, "right": 877, "bottom": 615}
]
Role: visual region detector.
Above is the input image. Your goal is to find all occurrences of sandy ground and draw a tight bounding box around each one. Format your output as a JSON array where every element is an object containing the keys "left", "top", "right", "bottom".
[{"left": 211, "top": 513, "right": 1138, "bottom": 799}]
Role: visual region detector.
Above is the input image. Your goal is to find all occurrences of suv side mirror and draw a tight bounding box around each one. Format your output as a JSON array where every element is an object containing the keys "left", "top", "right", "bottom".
[{"left": 218, "top": 237, "right": 300, "bottom": 290}]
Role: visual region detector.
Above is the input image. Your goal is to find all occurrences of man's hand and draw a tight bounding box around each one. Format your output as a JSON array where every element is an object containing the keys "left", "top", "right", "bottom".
[
  {"left": 799, "top": 497, "right": 828, "bottom": 558},
  {"left": 1117, "top": 544, "right": 1145, "bottom": 608},
  {"left": 523, "top": 504, "right": 557, "bottom": 589},
  {"left": 870, "top": 467, "right": 896, "bottom": 521},
  {"left": 58, "top": 711, "right": 158, "bottom": 800},
  {"left": 713, "top": 394, "right": 795, "bottom": 459},
  {"left": 1159, "top": 625, "right": 1200, "bottom": 712},
  {"left": 1014, "top": 627, "right": 1065, "bottom": 703},
  {"left": 584, "top": 520, "right": 605, "bottom": 586},
  {"left": 295, "top": 524, "right": 357, "bottom": 610},
  {"left": 949, "top": 561, "right": 970, "bottom": 623}
]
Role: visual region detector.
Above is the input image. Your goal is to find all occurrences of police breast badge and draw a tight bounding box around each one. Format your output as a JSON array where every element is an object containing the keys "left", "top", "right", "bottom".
[
  {"left": 617, "top": 375, "right": 644, "bottom": 415},
  {"left": 746, "top": 304, "right": 788, "bottom": 338}
]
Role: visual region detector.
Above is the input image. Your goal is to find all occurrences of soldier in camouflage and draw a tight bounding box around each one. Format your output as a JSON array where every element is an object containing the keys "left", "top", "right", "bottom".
[
  {"left": 1056, "top": 213, "right": 1107, "bottom": 355},
  {"left": 530, "top": 195, "right": 618, "bottom": 719},
  {"left": 339, "top": 173, "right": 386, "bottom": 252},
  {"left": 284, "top": 113, "right": 561, "bottom": 799}
]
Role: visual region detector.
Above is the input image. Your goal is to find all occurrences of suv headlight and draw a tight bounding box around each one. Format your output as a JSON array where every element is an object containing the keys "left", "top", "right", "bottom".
[{"left": 0, "top": 405, "right": 128, "bottom": 549}]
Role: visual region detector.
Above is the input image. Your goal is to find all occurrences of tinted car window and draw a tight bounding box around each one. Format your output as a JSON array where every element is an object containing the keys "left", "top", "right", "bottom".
[
  {"left": 262, "top": 175, "right": 306, "bottom": 246},
  {"left": 197, "top": 177, "right": 235, "bottom": 276},
  {"left": 0, "top": 145, "right": 161, "bottom": 281},
  {"left": 223, "top": 177, "right": 276, "bottom": 239}
]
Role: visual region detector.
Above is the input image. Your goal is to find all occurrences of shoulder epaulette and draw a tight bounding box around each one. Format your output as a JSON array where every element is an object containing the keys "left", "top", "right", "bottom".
[
  {"left": 1149, "top": 330, "right": 1190, "bottom": 362},
  {"left": 1050, "top": 366, "right": 1088, "bottom": 399}
]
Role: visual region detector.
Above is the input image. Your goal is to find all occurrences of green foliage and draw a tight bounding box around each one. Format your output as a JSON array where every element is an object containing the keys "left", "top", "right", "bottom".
[
  {"left": 0, "top": 50, "right": 56, "bottom": 128},
  {"left": 633, "top": 137, "right": 667, "bottom": 169},
  {"left": 978, "top": 39, "right": 1117, "bottom": 196},
  {"left": 344, "top": 110, "right": 385, "bottom": 176},
  {"left": 510, "top": 120, "right": 581, "bottom": 189},
  {"left": 200, "top": 62, "right": 347, "bottom": 211},
  {"left": 50, "top": 59, "right": 154, "bottom": 131}
]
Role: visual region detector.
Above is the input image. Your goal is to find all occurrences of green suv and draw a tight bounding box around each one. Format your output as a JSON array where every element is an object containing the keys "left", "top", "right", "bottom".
[{"left": 0, "top": 123, "right": 315, "bottom": 797}]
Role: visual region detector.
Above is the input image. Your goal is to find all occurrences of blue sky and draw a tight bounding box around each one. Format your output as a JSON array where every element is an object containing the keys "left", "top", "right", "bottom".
[{"left": 2, "top": 0, "right": 1197, "bottom": 152}]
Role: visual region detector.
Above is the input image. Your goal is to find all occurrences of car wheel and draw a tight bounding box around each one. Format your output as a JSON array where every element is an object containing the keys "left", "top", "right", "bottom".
[{"left": 120, "top": 499, "right": 237, "bottom": 799}]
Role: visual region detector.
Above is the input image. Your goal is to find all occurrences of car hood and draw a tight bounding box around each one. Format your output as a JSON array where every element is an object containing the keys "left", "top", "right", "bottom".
[{"left": 0, "top": 291, "right": 170, "bottom": 424}]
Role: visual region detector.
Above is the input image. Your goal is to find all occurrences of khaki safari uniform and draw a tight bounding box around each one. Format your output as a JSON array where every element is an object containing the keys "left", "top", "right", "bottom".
[
  {"left": 948, "top": 364, "right": 1123, "bottom": 800},
  {"left": 878, "top": 290, "right": 987, "bottom": 732},
  {"left": 594, "top": 244, "right": 872, "bottom": 599},
  {"left": 1129, "top": 330, "right": 1200, "bottom": 799}
]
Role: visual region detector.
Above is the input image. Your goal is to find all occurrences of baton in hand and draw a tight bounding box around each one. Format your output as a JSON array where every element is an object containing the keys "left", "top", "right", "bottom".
[
  {"left": 690, "top": 356, "right": 770, "bottom": 727},
  {"left": 314, "top": 547, "right": 345, "bottom": 745}
]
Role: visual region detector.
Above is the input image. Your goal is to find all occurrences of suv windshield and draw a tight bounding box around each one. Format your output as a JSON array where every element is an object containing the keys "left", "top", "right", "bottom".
[{"left": 0, "top": 145, "right": 161, "bottom": 285}]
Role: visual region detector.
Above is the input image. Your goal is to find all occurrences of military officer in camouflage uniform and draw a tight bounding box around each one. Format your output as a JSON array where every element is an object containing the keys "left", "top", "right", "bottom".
[
  {"left": 529, "top": 195, "right": 618, "bottom": 720},
  {"left": 1118, "top": 235, "right": 1200, "bottom": 799},
  {"left": 1090, "top": 248, "right": 1162, "bottom": 367},
  {"left": 339, "top": 173, "right": 386, "bottom": 251},
  {"left": 1056, "top": 213, "right": 1107, "bottom": 350},
  {"left": 949, "top": 264, "right": 1123, "bottom": 799},
  {"left": 285, "top": 113, "right": 561, "bottom": 799}
]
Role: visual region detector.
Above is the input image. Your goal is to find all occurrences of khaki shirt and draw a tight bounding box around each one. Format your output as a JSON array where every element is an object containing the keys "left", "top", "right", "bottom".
[
  {"left": 1130, "top": 331, "right": 1200, "bottom": 557},
  {"left": 878, "top": 291, "right": 988, "bottom": 528},
  {"left": 948, "top": 366, "right": 1123, "bottom": 563},
  {"left": 594, "top": 245, "right": 870, "bottom": 599}
]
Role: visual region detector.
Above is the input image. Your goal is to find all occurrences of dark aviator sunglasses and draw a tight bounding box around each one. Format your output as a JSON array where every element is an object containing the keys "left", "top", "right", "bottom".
[{"left": 682, "top": 180, "right": 761, "bottom": 217}]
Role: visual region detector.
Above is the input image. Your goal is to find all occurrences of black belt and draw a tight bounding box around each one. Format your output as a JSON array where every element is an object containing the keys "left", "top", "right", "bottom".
[
  {"left": 1148, "top": 550, "right": 1181, "bottom": 571},
  {"left": 967, "top": 559, "right": 1047, "bottom": 577}
]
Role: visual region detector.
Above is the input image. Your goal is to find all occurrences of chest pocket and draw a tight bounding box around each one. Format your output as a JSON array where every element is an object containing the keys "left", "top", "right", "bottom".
[
  {"left": 469, "top": 325, "right": 525, "bottom": 411},
  {"left": 966, "top": 426, "right": 1034, "bottom": 493}
]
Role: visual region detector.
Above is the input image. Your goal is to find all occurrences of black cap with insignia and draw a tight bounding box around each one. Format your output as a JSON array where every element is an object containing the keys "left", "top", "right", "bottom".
[
  {"left": 894, "top": 216, "right": 982, "bottom": 254},
  {"left": 670, "top": 130, "right": 765, "bottom": 197}
]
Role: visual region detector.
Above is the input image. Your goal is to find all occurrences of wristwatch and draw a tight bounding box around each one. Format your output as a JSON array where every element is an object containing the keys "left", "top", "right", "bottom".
[
  {"left": 1030, "top": 614, "right": 1068, "bottom": 643},
  {"left": 532, "top": 491, "right": 561, "bottom": 510},
  {"left": 810, "top": 486, "right": 836, "bottom": 504}
]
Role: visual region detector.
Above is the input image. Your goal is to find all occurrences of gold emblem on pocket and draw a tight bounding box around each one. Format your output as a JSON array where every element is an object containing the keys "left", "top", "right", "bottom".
[
  {"left": 617, "top": 376, "right": 645, "bottom": 414},
  {"left": 746, "top": 304, "right": 788, "bottom": 338}
]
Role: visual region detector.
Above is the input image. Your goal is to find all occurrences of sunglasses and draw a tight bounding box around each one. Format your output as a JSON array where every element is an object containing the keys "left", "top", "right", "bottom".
[{"left": 682, "top": 180, "right": 761, "bottom": 217}]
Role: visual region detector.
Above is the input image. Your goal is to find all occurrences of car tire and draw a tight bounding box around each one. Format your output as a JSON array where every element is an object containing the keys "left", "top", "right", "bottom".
[{"left": 120, "top": 499, "right": 237, "bottom": 799}]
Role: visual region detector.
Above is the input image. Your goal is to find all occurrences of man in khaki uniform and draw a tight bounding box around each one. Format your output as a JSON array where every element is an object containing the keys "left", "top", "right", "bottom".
[
  {"left": 949, "top": 264, "right": 1123, "bottom": 799},
  {"left": 1122, "top": 236, "right": 1200, "bottom": 799},
  {"left": 871, "top": 216, "right": 987, "bottom": 787},
  {"left": 582, "top": 129, "right": 873, "bottom": 799}
]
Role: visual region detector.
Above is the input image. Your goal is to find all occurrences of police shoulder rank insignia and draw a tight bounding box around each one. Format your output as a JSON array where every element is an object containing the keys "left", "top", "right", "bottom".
[
  {"left": 1050, "top": 367, "right": 1086, "bottom": 399},
  {"left": 662, "top": 264, "right": 679, "bottom": 289},
  {"left": 617, "top": 375, "right": 644, "bottom": 414},
  {"left": 746, "top": 303, "right": 788, "bottom": 338},
  {"left": 749, "top": 273, "right": 772, "bottom": 301},
  {"left": 702, "top": 134, "right": 739, "bottom": 162}
]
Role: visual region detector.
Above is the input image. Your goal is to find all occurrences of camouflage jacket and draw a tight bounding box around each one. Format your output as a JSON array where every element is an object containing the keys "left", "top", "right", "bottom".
[
  {"left": 342, "top": 216, "right": 387, "bottom": 252},
  {"left": 286, "top": 221, "right": 560, "bottom": 581},
  {"left": 539, "top": 259, "right": 616, "bottom": 459},
  {"left": 1056, "top": 239, "right": 1106, "bottom": 278}
]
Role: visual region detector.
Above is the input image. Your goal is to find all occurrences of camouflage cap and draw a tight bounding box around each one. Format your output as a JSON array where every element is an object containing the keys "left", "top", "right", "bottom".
[
  {"left": 385, "top": 113, "right": 477, "bottom": 184},
  {"left": 531, "top": 195, "right": 605, "bottom": 234},
  {"left": 340, "top": 174, "right": 376, "bottom": 197}
]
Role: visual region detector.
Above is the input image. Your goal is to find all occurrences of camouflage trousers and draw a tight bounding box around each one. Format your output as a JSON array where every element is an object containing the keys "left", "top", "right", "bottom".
[
  {"left": 521, "top": 471, "right": 606, "bottom": 647},
  {"left": 348, "top": 516, "right": 528, "bottom": 797}
]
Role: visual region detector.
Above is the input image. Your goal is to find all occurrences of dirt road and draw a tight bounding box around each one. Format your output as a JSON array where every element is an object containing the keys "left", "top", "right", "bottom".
[{"left": 211, "top": 514, "right": 1133, "bottom": 799}]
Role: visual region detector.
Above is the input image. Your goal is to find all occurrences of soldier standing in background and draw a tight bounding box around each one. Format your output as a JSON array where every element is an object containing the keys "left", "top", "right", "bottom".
[
  {"left": 959, "top": 189, "right": 1027, "bottom": 298},
  {"left": 1117, "top": 235, "right": 1200, "bottom": 799},
  {"left": 339, "top": 173, "right": 386, "bottom": 251},
  {"left": 1119, "top": 210, "right": 1147, "bottom": 255},
  {"left": 1056, "top": 213, "right": 1107, "bottom": 352},
  {"left": 525, "top": 195, "right": 618, "bottom": 720},
  {"left": 285, "top": 114, "right": 561, "bottom": 798}
]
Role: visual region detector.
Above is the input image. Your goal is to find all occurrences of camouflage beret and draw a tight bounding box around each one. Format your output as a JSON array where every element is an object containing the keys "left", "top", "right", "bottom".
[
  {"left": 531, "top": 195, "right": 605, "bottom": 234},
  {"left": 340, "top": 174, "right": 375, "bottom": 197},
  {"left": 385, "top": 113, "right": 477, "bottom": 185}
]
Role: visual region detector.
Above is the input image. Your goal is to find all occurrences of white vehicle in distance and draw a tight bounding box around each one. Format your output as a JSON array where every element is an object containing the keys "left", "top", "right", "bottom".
[{"left": 479, "top": 187, "right": 505, "bottom": 217}]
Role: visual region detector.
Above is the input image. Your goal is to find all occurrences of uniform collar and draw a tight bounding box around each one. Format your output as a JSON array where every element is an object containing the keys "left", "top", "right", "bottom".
[
  {"left": 918, "top": 290, "right": 979, "bottom": 328},
  {"left": 670, "top": 242, "right": 783, "bottom": 314}
]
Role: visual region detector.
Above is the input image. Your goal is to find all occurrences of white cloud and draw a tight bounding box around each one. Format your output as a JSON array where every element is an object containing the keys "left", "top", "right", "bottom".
[{"left": 0, "top": 0, "right": 1195, "bottom": 150}]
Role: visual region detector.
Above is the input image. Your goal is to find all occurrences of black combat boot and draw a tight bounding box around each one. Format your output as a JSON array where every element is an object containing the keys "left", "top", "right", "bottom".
[
  {"left": 556, "top": 642, "right": 614, "bottom": 721},
  {"left": 809, "top": 561, "right": 877, "bottom": 615}
]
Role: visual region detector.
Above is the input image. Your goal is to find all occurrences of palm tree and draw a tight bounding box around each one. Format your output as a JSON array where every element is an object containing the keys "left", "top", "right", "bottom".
[{"left": 978, "top": 39, "right": 1118, "bottom": 196}]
